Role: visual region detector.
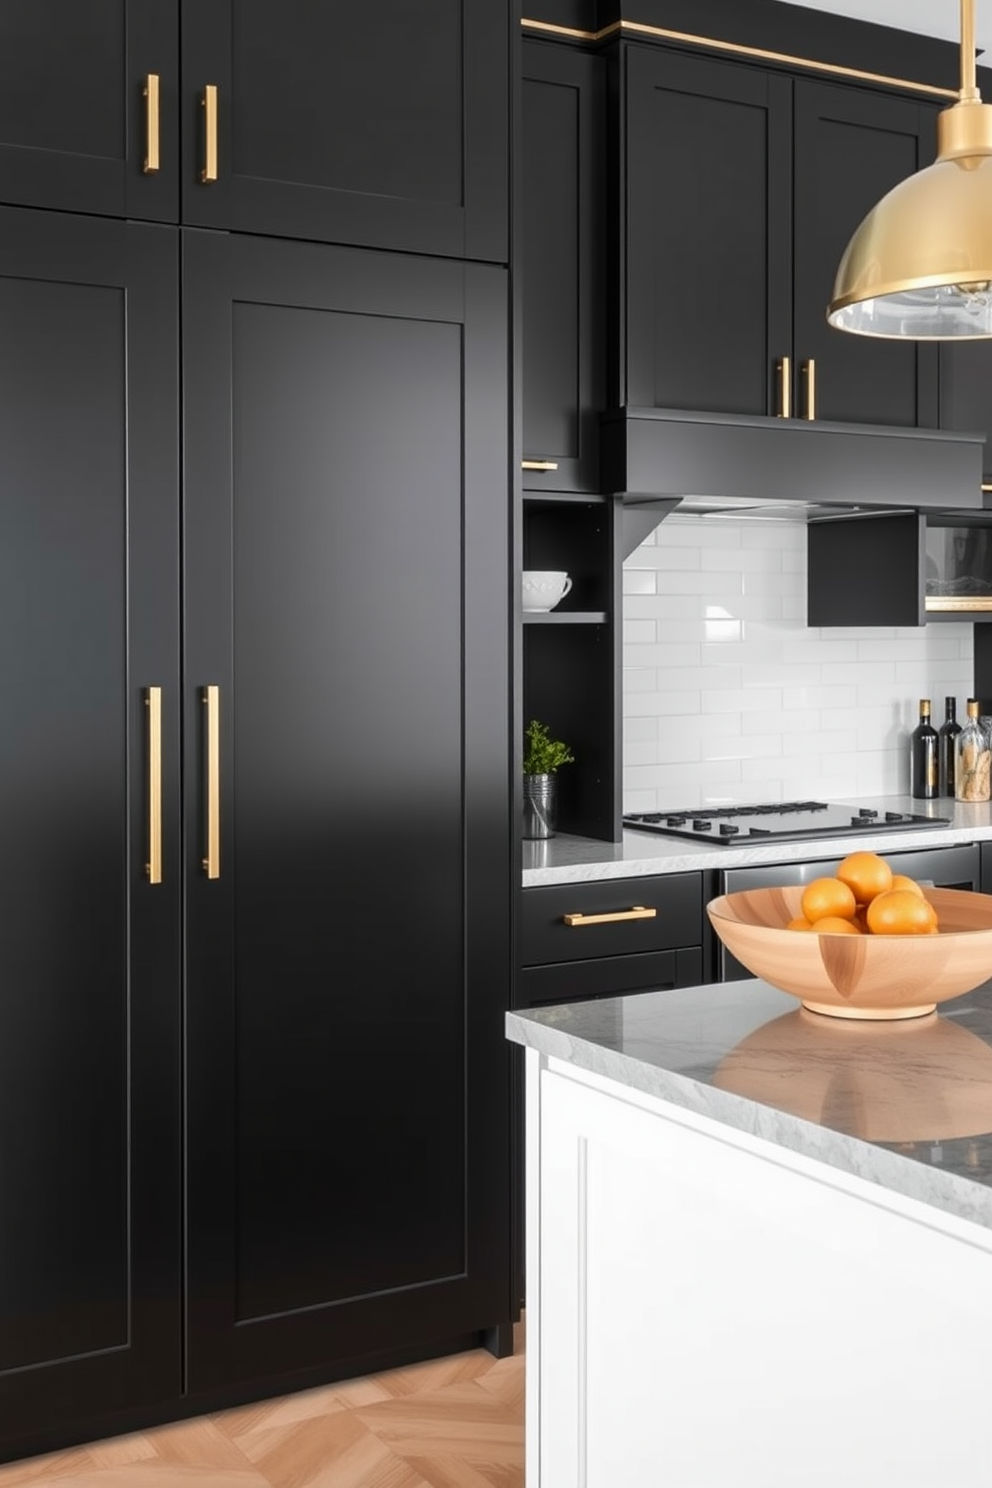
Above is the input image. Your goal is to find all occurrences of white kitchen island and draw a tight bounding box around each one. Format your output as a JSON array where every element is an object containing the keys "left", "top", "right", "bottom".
[{"left": 507, "top": 978, "right": 992, "bottom": 1488}]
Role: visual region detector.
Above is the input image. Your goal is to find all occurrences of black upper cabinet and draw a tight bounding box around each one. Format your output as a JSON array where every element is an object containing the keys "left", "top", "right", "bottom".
[
  {"left": 792, "top": 81, "right": 937, "bottom": 427},
  {"left": 940, "top": 341, "right": 992, "bottom": 481},
  {"left": 624, "top": 44, "right": 938, "bottom": 428},
  {"left": 0, "top": 207, "right": 182, "bottom": 1454},
  {"left": 181, "top": 0, "right": 508, "bottom": 260},
  {"left": 182, "top": 229, "right": 511, "bottom": 1391},
  {"left": 625, "top": 47, "right": 791, "bottom": 419},
  {"left": 521, "top": 40, "right": 606, "bottom": 492},
  {"left": 0, "top": 0, "right": 179, "bottom": 221}
]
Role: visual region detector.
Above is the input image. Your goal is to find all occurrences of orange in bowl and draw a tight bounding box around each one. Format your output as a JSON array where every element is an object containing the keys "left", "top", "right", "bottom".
[{"left": 707, "top": 885, "right": 992, "bottom": 1020}]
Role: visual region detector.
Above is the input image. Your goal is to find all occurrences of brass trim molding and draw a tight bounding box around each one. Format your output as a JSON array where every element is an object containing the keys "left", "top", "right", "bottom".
[{"left": 521, "top": 16, "right": 958, "bottom": 99}]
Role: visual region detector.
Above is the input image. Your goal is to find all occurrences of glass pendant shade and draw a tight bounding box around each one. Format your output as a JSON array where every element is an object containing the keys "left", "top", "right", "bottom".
[{"left": 828, "top": 1, "right": 992, "bottom": 340}]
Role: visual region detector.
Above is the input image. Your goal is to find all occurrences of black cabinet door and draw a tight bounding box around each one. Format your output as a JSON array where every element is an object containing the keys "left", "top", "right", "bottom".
[
  {"left": 624, "top": 45, "right": 792, "bottom": 416},
  {"left": 0, "top": 1, "right": 178, "bottom": 221},
  {"left": 939, "top": 341, "right": 992, "bottom": 480},
  {"left": 180, "top": 0, "right": 508, "bottom": 261},
  {"left": 521, "top": 40, "right": 606, "bottom": 492},
  {"left": 793, "top": 80, "right": 938, "bottom": 428},
  {"left": 182, "top": 230, "right": 511, "bottom": 1391},
  {"left": 0, "top": 209, "right": 181, "bottom": 1454}
]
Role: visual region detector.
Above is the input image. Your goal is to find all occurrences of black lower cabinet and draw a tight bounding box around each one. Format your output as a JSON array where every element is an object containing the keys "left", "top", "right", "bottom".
[
  {"left": 0, "top": 207, "right": 182, "bottom": 1458},
  {"left": 182, "top": 229, "right": 513, "bottom": 1392}
]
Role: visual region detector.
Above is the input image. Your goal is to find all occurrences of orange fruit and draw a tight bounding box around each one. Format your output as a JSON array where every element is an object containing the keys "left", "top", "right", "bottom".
[
  {"left": 800, "top": 877, "right": 857, "bottom": 924},
  {"left": 889, "top": 874, "right": 925, "bottom": 898},
  {"left": 866, "top": 889, "right": 935, "bottom": 936},
  {"left": 786, "top": 916, "right": 815, "bottom": 932},
  {"left": 836, "top": 851, "right": 893, "bottom": 905},
  {"left": 813, "top": 916, "right": 861, "bottom": 934}
]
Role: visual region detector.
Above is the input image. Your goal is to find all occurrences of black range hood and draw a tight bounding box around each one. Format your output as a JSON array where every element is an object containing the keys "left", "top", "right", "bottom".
[{"left": 601, "top": 407, "right": 985, "bottom": 516}]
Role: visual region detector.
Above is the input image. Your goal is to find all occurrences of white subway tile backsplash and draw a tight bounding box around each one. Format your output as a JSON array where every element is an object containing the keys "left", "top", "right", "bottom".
[{"left": 622, "top": 514, "right": 974, "bottom": 811}]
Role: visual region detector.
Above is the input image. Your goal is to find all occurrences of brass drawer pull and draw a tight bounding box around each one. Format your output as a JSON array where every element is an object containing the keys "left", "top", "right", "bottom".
[
  {"left": 143, "top": 72, "right": 160, "bottom": 174},
  {"left": 145, "top": 686, "right": 162, "bottom": 883},
  {"left": 563, "top": 906, "right": 658, "bottom": 926},
  {"left": 200, "top": 84, "right": 218, "bottom": 183},
  {"left": 201, "top": 685, "right": 220, "bottom": 879},
  {"left": 522, "top": 459, "right": 559, "bottom": 471},
  {"left": 776, "top": 355, "right": 791, "bottom": 418},
  {"left": 802, "top": 357, "right": 817, "bottom": 420}
]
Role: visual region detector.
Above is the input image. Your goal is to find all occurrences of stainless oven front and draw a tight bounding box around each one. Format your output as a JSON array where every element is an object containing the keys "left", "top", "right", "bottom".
[{"left": 716, "top": 842, "right": 982, "bottom": 981}]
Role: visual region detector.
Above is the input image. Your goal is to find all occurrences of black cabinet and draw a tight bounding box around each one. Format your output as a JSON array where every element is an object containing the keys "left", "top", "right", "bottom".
[
  {"left": 624, "top": 45, "right": 938, "bottom": 428},
  {"left": 940, "top": 341, "right": 992, "bottom": 482},
  {"left": 182, "top": 230, "right": 511, "bottom": 1391},
  {"left": 181, "top": 0, "right": 508, "bottom": 260},
  {"left": 0, "top": 2, "right": 508, "bottom": 262},
  {"left": 809, "top": 510, "right": 992, "bottom": 626},
  {"left": 521, "top": 39, "right": 606, "bottom": 492},
  {"left": 518, "top": 872, "right": 707, "bottom": 1005},
  {"left": 0, "top": 207, "right": 182, "bottom": 1455},
  {"left": 0, "top": 0, "right": 179, "bottom": 221}
]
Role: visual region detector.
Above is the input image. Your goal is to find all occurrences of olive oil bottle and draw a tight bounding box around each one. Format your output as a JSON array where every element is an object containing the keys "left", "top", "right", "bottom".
[{"left": 910, "top": 699, "right": 938, "bottom": 800}]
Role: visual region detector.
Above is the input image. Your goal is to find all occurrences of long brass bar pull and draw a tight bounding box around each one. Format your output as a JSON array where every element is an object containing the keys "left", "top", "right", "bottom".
[
  {"left": 202, "top": 685, "right": 220, "bottom": 879},
  {"left": 143, "top": 73, "right": 160, "bottom": 174},
  {"left": 776, "top": 356, "right": 791, "bottom": 418},
  {"left": 803, "top": 358, "right": 817, "bottom": 420},
  {"left": 145, "top": 687, "right": 163, "bottom": 884},
  {"left": 522, "top": 459, "right": 559, "bottom": 471},
  {"left": 200, "top": 84, "right": 218, "bottom": 183},
  {"left": 563, "top": 906, "right": 657, "bottom": 927}
]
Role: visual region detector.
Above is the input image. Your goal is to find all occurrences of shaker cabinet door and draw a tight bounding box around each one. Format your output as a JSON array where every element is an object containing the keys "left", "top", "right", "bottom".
[
  {"left": 624, "top": 45, "right": 792, "bottom": 417},
  {"left": 521, "top": 40, "right": 606, "bottom": 492},
  {"left": 0, "top": 208, "right": 182, "bottom": 1455},
  {"left": 792, "top": 80, "right": 938, "bottom": 428},
  {"left": 182, "top": 228, "right": 511, "bottom": 1392},
  {"left": 180, "top": 0, "right": 508, "bottom": 259},
  {"left": 0, "top": 0, "right": 178, "bottom": 221}
]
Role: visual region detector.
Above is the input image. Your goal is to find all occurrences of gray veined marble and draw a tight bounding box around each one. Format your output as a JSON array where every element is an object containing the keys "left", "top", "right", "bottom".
[{"left": 507, "top": 975, "right": 992, "bottom": 1232}]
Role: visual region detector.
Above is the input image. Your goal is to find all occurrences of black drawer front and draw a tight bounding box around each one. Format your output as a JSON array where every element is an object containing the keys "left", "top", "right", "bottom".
[
  {"left": 518, "top": 947, "right": 703, "bottom": 1007},
  {"left": 520, "top": 873, "right": 702, "bottom": 966}
]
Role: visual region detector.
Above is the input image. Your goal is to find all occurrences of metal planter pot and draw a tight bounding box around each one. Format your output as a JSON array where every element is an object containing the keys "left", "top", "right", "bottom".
[{"left": 523, "top": 773, "right": 557, "bottom": 839}]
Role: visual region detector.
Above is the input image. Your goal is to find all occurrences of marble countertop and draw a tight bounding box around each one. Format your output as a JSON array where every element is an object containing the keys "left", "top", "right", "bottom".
[
  {"left": 506, "top": 976, "right": 992, "bottom": 1231},
  {"left": 523, "top": 793, "right": 992, "bottom": 886}
]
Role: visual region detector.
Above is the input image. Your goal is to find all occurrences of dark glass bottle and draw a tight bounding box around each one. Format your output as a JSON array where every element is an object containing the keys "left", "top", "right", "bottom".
[
  {"left": 910, "top": 698, "right": 938, "bottom": 799},
  {"left": 938, "top": 696, "right": 962, "bottom": 797}
]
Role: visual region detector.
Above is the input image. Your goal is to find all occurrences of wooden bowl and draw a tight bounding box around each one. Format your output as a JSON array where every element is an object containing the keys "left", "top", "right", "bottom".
[{"left": 707, "top": 885, "right": 992, "bottom": 1020}]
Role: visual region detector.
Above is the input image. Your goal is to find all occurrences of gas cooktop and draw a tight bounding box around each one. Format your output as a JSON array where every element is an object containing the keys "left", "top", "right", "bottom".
[{"left": 622, "top": 800, "right": 951, "bottom": 846}]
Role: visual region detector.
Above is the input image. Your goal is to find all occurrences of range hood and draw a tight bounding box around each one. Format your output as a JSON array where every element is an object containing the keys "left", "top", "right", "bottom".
[{"left": 602, "top": 407, "right": 986, "bottom": 523}]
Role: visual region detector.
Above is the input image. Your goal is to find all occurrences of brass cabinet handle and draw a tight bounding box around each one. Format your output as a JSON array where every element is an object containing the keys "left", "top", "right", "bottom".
[
  {"left": 200, "top": 84, "right": 218, "bottom": 183},
  {"left": 201, "top": 685, "right": 220, "bottom": 879},
  {"left": 563, "top": 906, "right": 658, "bottom": 926},
  {"left": 981, "top": 483, "right": 992, "bottom": 493},
  {"left": 522, "top": 459, "right": 559, "bottom": 471},
  {"left": 142, "top": 73, "right": 160, "bottom": 174},
  {"left": 776, "top": 356, "right": 791, "bottom": 418},
  {"left": 145, "top": 686, "right": 162, "bottom": 884},
  {"left": 802, "top": 358, "right": 817, "bottom": 420}
]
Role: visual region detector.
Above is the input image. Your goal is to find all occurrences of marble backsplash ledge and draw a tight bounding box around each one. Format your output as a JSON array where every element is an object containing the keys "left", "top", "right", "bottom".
[{"left": 622, "top": 514, "right": 974, "bottom": 814}]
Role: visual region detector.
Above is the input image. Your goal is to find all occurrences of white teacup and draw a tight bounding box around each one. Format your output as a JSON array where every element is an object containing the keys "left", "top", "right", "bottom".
[{"left": 522, "top": 570, "right": 573, "bottom": 613}]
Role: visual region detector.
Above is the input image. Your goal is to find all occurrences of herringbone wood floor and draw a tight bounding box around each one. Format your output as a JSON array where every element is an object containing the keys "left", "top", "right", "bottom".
[{"left": 0, "top": 1321, "right": 525, "bottom": 1488}]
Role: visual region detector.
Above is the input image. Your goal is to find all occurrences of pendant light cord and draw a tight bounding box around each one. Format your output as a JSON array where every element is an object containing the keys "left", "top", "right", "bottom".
[{"left": 961, "top": 0, "right": 980, "bottom": 101}]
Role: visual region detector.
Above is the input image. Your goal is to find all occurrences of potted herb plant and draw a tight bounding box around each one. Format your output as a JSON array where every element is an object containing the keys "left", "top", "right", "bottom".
[{"left": 522, "top": 718, "right": 575, "bottom": 839}]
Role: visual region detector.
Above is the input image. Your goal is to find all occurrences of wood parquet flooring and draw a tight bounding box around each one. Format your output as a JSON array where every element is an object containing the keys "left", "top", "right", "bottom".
[{"left": 0, "top": 1322, "right": 525, "bottom": 1488}]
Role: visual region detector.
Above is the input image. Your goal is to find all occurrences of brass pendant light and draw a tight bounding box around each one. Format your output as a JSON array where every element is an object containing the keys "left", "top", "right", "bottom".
[{"left": 828, "top": 0, "right": 992, "bottom": 339}]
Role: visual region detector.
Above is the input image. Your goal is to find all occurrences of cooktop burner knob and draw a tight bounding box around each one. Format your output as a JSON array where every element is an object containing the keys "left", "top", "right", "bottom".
[
  {"left": 884, "top": 811, "right": 905, "bottom": 822},
  {"left": 851, "top": 816, "right": 870, "bottom": 826},
  {"left": 719, "top": 824, "right": 740, "bottom": 836},
  {"left": 692, "top": 819, "right": 712, "bottom": 831},
  {"left": 667, "top": 815, "right": 687, "bottom": 826},
  {"left": 858, "top": 808, "right": 878, "bottom": 818}
]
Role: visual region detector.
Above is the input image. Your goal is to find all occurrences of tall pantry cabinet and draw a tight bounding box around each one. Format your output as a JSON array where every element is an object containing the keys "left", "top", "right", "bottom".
[{"left": 0, "top": 1, "right": 513, "bottom": 1461}]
